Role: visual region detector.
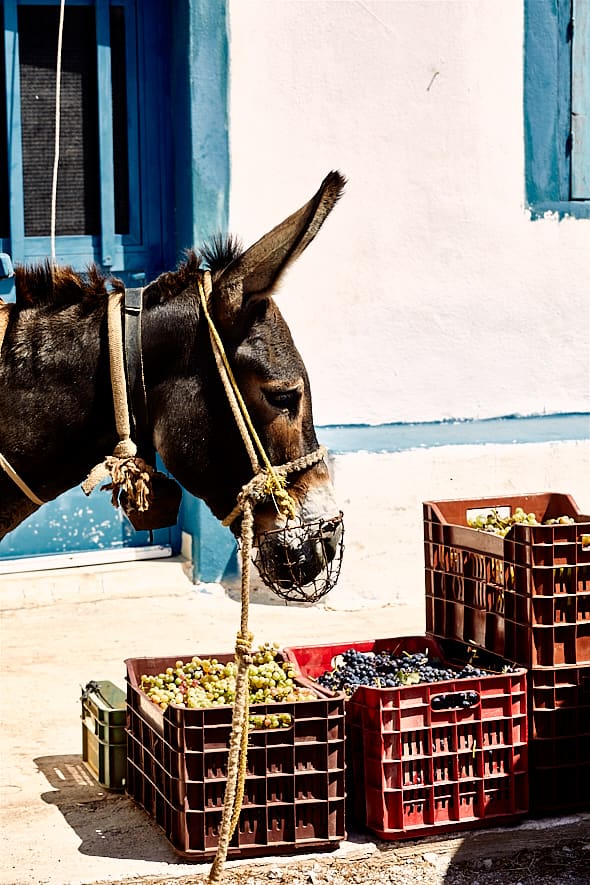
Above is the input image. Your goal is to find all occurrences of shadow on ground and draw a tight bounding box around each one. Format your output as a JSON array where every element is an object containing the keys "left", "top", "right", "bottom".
[{"left": 34, "top": 754, "right": 183, "bottom": 863}]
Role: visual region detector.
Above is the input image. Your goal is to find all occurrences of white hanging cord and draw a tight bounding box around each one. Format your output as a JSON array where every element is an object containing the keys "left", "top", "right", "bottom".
[{"left": 50, "top": 0, "right": 66, "bottom": 265}]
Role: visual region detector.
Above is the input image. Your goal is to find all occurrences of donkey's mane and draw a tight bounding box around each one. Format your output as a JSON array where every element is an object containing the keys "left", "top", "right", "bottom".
[
  {"left": 14, "top": 262, "right": 117, "bottom": 310},
  {"left": 13, "top": 236, "right": 244, "bottom": 311},
  {"left": 144, "top": 236, "right": 243, "bottom": 305}
]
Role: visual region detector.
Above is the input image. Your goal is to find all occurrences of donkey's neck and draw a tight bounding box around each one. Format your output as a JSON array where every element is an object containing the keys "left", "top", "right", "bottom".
[{"left": 0, "top": 303, "right": 119, "bottom": 539}]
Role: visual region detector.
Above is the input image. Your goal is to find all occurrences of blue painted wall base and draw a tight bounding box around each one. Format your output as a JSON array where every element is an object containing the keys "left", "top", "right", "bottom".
[{"left": 181, "top": 491, "right": 237, "bottom": 584}]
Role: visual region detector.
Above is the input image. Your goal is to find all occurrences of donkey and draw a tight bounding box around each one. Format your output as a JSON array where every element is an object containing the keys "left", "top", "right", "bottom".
[{"left": 0, "top": 172, "right": 345, "bottom": 593}]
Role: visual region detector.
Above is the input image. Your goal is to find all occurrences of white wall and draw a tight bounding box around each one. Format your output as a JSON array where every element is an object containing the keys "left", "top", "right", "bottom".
[
  {"left": 239, "top": 439, "right": 590, "bottom": 611},
  {"left": 227, "top": 0, "right": 590, "bottom": 426}
]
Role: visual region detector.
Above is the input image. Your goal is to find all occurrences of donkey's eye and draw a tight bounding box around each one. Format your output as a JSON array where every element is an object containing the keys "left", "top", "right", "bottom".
[{"left": 262, "top": 386, "right": 302, "bottom": 412}]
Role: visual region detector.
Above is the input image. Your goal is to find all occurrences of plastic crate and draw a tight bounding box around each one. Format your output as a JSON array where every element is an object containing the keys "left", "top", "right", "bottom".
[
  {"left": 283, "top": 636, "right": 528, "bottom": 840},
  {"left": 527, "top": 664, "right": 590, "bottom": 815},
  {"left": 80, "top": 680, "right": 127, "bottom": 790},
  {"left": 125, "top": 653, "right": 346, "bottom": 859},
  {"left": 424, "top": 493, "right": 590, "bottom": 667}
]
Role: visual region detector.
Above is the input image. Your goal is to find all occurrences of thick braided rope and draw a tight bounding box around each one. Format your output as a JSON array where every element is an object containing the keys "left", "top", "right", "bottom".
[
  {"left": 82, "top": 291, "right": 138, "bottom": 493},
  {"left": 203, "top": 271, "right": 327, "bottom": 884},
  {"left": 207, "top": 502, "right": 255, "bottom": 885},
  {"left": 82, "top": 292, "right": 157, "bottom": 507},
  {"left": 106, "top": 290, "right": 135, "bottom": 454}
]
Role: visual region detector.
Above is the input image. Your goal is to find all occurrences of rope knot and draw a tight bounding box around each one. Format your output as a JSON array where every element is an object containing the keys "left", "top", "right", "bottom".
[
  {"left": 222, "top": 468, "right": 297, "bottom": 527},
  {"left": 82, "top": 454, "right": 155, "bottom": 512},
  {"left": 261, "top": 471, "right": 297, "bottom": 520},
  {"left": 235, "top": 630, "right": 254, "bottom": 663},
  {"left": 113, "top": 438, "right": 137, "bottom": 459}
]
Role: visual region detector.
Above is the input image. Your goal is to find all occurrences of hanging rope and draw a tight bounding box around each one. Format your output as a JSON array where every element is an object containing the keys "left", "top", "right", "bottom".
[
  {"left": 82, "top": 292, "right": 155, "bottom": 509},
  {"left": 201, "top": 270, "right": 328, "bottom": 884},
  {"left": 50, "top": 0, "right": 66, "bottom": 265},
  {"left": 207, "top": 500, "right": 254, "bottom": 885}
]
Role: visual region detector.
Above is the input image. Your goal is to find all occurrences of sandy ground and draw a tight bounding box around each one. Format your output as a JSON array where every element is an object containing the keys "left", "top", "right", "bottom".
[
  {"left": 0, "top": 557, "right": 422, "bottom": 885},
  {"left": 0, "top": 557, "right": 588, "bottom": 885},
  {"left": 1, "top": 439, "right": 589, "bottom": 884}
]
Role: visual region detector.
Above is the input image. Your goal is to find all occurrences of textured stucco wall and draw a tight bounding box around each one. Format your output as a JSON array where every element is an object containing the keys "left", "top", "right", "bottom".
[{"left": 227, "top": 0, "right": 590, "bottom": 426}]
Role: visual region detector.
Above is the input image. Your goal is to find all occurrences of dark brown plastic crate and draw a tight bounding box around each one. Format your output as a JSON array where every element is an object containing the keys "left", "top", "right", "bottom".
[
  {"left": 527, "top": 664, "right": 590, "bottom": 814},
  {"left": 125, "top": 653, "right": 346, "bottom": 859},
  {"left": 424, "top": 493, "right": 590, "bottom": 667}
]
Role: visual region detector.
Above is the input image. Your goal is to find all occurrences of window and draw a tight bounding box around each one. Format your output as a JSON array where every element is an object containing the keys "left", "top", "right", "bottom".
[
  {"left": 1, "top": 0, "right": 171, "bottom": 277},
  {"left": 524, "top": 0, "right": 590, "bottom": 218}
]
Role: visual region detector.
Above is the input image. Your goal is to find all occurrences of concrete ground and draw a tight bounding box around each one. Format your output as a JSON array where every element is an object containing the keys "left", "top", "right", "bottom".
[
  {"left": 0, "top": 556, "right": 426, "bottom": 885},
  {"left": 1, "top": 556, "right": 589, "bottom": 885}
]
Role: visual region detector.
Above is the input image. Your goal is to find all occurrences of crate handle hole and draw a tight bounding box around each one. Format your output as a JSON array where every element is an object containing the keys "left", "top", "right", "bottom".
[{"left": 431, "top": 691, "right": 480, "bottom": 712}]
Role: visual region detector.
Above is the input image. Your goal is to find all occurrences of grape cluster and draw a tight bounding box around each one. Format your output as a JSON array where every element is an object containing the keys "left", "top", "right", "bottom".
[
  {"left": 140, "top": 642, "right": 316, "bottom": 729},
  {"left": 316, "top": 648, "right": 514, "bottom": 697},
  {"left": 468, "top": 506, "right": 574, "bottom": 538}
]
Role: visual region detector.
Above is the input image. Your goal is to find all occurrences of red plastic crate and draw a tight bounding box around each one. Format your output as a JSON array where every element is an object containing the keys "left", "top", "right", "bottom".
[
  {"left": 283, "top": 636, "right": 528, "bottom": 840},
  {"left": 125, "top": 653, "right": 346, "bottom": 859},
  {"left": 424, "top": 493, "right": 590, "bottom": 666}
]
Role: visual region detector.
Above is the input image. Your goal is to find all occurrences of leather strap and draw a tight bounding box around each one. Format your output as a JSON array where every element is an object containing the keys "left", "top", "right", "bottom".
[{"left": 123, "top": 288, "right": 154, "bottom": 464}]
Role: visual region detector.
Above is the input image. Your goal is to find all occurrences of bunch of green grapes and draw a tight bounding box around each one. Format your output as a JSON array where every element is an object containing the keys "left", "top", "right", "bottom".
[
  {"left": 139, "top": 642, "right": 316, "bottom": 729},
  {"left": 468, "top": 506, "right": 574, "bottom": 537}
]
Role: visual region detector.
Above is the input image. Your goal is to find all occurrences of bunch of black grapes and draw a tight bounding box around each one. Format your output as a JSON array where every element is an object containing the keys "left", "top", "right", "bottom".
[{"left": 316, "top": 648, "right": 515, "bottom": 698}]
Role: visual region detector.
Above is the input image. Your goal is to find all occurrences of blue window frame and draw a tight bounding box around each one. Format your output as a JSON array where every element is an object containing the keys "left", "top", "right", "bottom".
[
  {"left": 524, "top": 0, "right": 590, "bottom": 218},
  {"left": 1, "top": 0, "right": 173, "bottom": 280}
]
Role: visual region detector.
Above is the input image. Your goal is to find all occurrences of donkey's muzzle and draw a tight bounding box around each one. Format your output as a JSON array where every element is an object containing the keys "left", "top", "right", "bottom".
[{"left": 253, "top": 512, "right": 344, "bottom": 603}]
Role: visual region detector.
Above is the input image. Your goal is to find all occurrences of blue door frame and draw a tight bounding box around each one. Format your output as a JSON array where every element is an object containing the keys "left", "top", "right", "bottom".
[{"left": 0, "top": 0, "right": 234, "bottom": 578}]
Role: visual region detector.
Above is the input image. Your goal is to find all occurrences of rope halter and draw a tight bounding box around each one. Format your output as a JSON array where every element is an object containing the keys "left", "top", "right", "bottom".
[
  {"left": 197, "top": 269, "right": 343, "bottom": 605},
  {"left": 198, "top": 270, "right": 309, "bottom": 524}
]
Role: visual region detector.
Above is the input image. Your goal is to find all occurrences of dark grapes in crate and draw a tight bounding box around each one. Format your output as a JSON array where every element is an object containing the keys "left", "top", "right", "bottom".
[{"left": 316, "top": 647, "right": 518, "bottom": 696}]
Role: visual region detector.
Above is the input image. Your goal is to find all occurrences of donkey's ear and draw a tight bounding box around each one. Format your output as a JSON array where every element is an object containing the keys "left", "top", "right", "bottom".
[{"left": 215, "top": 171, "right": 345, "bottom": 323}]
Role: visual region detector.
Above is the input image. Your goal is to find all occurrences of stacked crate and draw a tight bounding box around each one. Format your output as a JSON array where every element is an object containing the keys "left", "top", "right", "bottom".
[{"left": 423, "top": 492, "right": 590, "bottom": 814}]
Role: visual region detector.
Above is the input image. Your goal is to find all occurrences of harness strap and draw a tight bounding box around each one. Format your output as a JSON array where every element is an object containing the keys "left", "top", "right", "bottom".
[{"left": 123, "top": 287, "right": 153, "bottom": 463}]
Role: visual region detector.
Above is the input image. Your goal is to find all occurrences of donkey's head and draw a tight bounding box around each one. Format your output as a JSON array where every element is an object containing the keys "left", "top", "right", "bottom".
[{"left": 148, "top": 172, "right": 345, "bottom": 595}]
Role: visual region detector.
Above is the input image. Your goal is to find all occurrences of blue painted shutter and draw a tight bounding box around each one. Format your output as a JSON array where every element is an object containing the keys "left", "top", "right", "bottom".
[
  {"left": 572, "top": 0, "right": 590, "bottom": 198},
  {"left": 1, "top": 0, "right": 168, "bottom": 279}
]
